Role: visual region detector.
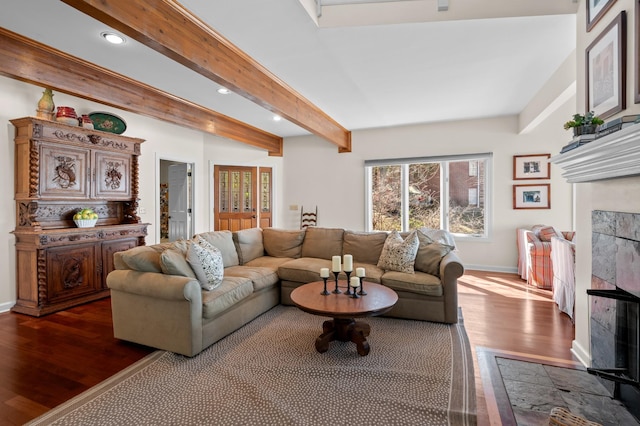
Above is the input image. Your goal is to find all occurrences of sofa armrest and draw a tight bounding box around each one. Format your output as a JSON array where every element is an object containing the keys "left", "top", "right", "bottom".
[
  {"left": 106, "top": 270, "right": 204, "bottom": 357},
  {"left": 439, "top": 251, "right": 464, "bottom": 323},
  {"left": 107, "top": 269, "right": 202, "bottom": 302}
]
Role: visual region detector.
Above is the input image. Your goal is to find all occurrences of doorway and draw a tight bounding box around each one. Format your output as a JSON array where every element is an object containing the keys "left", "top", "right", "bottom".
[
  {"left": 159, "top": 159, "right": 194, "bottom": 242},
  {"left": 213, "top": 165, "right": 272, "bottom": 231}
]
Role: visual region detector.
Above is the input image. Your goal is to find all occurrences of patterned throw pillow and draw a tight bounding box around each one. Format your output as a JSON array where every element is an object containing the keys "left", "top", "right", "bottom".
[
  {"left": 377, "top": 230, "right": 419, "bottom": 273},
  {"left": 414, "top": 230, "right": 455, "bottom": 277},
  {"left": 187, "top": 239, "right": 224, "bottom": 291}
]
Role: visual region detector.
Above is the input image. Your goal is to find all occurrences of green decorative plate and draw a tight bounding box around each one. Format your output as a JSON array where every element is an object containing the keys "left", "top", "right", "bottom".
[{"left": 88, "top": 112, "right": 127, "bottom": 134}]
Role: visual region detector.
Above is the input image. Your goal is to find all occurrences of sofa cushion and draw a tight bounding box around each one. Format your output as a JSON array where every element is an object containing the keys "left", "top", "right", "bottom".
[
  {"left": 350, "top": 263, "right": 385, "bottom": 284},
  {"left": 381, "top": 270, "right": 443, "bottom": 297},
  {"left": 263, "top": 228, "right": 305, "bottom": 258},
  {"left": 244, "top": 256, "right": 294, "bottom": 270},
  {"left": 201, "top": 276, "right": 254, "bottom": 319},
  {"left": 119, "top": 246, "right": 163, "bottom": 273},
  {"left": 224, "top": 265, "right": 279, "bottom": 292},
  {"left": 160, "top": 248, "right": 197, "bottom": 278},
  {"left": 414, "top": 230, "right": 455, "bottom": 277},
  {"left": 343, "top": 231, "right": 388, "bottom": 265},
  {"left": 198, "top": 230, "right": 239, "bottom": 267},
  {"left": 301, "top": 227, "right": 344, "bottom": 259},
  {"left": 277, "top": 257, "right": 332, "bottom": 283},
  {"left": 377, "top": 230, "right": 419, "bottom": 273},
  {"left": 233, "top": 228, "right": 264, "bottom": 265},
  {"left": 187, "top": 239, "right": 224, "bottom": 291}
]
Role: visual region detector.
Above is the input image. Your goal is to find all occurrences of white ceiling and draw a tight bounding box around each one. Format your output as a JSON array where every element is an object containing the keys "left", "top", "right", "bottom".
[{"left": 0, "top": 0, "right": 577, "bottom": 139}]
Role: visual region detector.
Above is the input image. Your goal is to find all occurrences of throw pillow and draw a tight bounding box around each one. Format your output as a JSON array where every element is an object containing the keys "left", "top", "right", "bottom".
[
  {"left": 414, "top": 230, "right": 455, "bottom": 277},
  {"left": 538, "top": 226, "right": 564, "bottom": 242},
  {"left": 418, "top": 227, "right": 457, "bottom": 249},
  {"left": 160, "top": 248, "right": 196, "bottom": 278},
  {"left": 377, "top": 230, "right": 419, "bottom": 273},
  {"left": 187, "top": 240, "right": 224, "bottom": 291},
  {"left": 119, "top": 246, "right": 163, "bottom": 273}
]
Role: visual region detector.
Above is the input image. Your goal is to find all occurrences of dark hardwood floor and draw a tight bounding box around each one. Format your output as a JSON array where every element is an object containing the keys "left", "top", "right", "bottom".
[{"left": 0, "top": 270, "right": 575, "bottom": 425}]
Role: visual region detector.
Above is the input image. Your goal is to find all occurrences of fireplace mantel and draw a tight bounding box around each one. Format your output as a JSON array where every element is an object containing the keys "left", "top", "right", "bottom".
[{"left": 550, "top": 123, "right": 640, "bottom": 183}]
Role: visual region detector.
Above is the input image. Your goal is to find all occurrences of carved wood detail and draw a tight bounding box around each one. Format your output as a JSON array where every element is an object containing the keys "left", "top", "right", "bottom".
[{"left": 37, "top": 250, "right": 47, "bottom": 306}]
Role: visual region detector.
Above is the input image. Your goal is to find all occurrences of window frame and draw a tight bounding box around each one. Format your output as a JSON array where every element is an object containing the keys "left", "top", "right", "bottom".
[{"left": 364, "top": 153, "right": 492, "bottom": 240}]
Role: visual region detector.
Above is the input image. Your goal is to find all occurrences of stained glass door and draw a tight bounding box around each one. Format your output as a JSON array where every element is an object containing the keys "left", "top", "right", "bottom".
[{"left": 214, "top": 165, "right": 258, "bottom": 231}]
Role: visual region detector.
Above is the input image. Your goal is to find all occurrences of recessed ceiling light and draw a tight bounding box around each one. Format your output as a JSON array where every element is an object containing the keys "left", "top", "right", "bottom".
[
  {"left": 217, "top": 87, "right": 230, "bottom": 95},
  {"left": 273, "top": 115, "right": 282, "bottom": 122},
  {"left": 101, "top": 32, "right": 125, "bottom": 45}
]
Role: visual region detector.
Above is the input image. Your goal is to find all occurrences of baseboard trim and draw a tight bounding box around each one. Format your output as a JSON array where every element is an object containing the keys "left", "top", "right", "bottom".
[
  {"left": 571, "top": 339, "right": 591, "bottom": 368},
  {"left": 464, "top": 264, "right": 518, "bottom": 274},
  {"left": 0, "top": 301, "right": 15, "bottom": 314}
]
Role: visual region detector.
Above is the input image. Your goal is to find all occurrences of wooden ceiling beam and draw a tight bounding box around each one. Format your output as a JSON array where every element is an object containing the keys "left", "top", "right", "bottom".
[
  {"left": 0, "top": 28, "right": 283, "bottom": 155},
  {"left": 61, "top": 0, "right": 352, "bottom": 153}
]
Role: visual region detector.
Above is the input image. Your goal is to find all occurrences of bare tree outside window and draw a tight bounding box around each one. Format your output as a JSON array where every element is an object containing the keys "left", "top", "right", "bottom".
[
  {"left": 371, "top": 165, "right": 401, "bottom": 231},
  {"left": 368, "top": 156, "right": 488, "bottom": 236}
]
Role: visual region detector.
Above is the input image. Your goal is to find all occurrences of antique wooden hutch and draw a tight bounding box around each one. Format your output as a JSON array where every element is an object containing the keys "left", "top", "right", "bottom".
[{"left": 11, "top": 116, "right": 148, "bottom": 316}]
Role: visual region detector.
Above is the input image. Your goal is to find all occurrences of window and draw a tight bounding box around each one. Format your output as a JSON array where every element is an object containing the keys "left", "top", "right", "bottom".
[{"left": 366, "top": 153, "right": 491, "bottom": 238}]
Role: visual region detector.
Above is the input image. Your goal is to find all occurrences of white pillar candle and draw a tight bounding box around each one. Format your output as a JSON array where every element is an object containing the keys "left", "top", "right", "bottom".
[
  {"left": 350, "top": 277, "right": 360, "bottom": 288},
  {"left": 320, "top": 268, "right": 330, "bottom": 278},
  {"left": 356, "top": 267, "right": 366, "bottom": 277},
  {"left": 332, "top": 255, "right": 341, "bottom": 272},
  {"left": 343, "top": 254, "right": 353, "bottom": 272}
]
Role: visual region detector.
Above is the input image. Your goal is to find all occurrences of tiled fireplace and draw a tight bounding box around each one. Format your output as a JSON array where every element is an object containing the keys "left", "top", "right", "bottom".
[{"left": 589, "top": 210, "right": 640, "bottom": 420}]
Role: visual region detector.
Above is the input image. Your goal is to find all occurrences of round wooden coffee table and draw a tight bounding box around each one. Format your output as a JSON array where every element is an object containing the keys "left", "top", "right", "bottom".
[{"left": 290, "top": 280, "right": 398, "bottom": 356}]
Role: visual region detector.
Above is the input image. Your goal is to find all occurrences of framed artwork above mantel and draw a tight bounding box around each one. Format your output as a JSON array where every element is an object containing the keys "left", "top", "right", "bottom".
[
  {"left": 586, "top": 10, "right": 626, "bottom": 120},
  {"left": 587, "top": 0, "right": 617, "bottom": 32}
]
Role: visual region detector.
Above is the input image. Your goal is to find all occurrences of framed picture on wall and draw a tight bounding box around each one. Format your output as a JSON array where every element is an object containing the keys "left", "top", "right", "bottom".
[
  {"left": 513, "top": 184, "right": 551, "bottom": 210},
  {"left": 513, "top": 154, "right": 551, "bottom": 180},
  {"left": 586, "top": 11, "right": 626, "bottom": 120},
  {"left": 587, "top": 0, "right": 617, "bottom": 32}
]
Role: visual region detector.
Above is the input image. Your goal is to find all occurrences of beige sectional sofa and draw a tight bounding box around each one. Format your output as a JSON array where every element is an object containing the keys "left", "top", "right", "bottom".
[{"left": 107, "top": 226, "right": 464, "bottom": 357}]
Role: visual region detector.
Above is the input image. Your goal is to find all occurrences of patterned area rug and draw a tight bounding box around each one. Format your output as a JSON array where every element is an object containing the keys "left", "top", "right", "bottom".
[{"left": 28, "top": 306, "right": 476, "bottom": 425}]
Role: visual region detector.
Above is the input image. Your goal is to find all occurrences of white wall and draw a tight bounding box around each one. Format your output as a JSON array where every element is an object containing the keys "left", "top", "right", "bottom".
[
  {"left": 0, "top": 75, "right": 281, "bottom": 311},
  {"left": 0, "top": 66, "right": 577, "bottom": 309},
  {"left": 571, "top": 0, "right": 640, "bottom": 366},
  {"left": 283, "top": 99, "right": 576, "bottom": 272}
]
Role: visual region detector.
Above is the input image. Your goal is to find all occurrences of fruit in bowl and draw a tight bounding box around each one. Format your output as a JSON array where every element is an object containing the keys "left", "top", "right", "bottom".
[{"left": 73, "top": 208, "right": 99, "bottom": 227}]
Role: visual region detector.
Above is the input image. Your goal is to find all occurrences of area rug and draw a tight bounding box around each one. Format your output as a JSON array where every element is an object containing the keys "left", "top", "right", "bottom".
[{"left": 28, "top": 306, "right": 476, "bottom": 425}]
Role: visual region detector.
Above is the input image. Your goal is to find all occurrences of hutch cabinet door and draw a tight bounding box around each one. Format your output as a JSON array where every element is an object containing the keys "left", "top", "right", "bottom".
[
  {"left": 45, "top": 242, "right": 100, "bottom": 304},
  {"left": 92, "top": 151, "right": 132, "bottom": 199},
  {"left": 40, "top": 142, "right": 90, "bottom": 199},
  {"left": 102, "top": 238, "right": 139, "bottom": 286}
]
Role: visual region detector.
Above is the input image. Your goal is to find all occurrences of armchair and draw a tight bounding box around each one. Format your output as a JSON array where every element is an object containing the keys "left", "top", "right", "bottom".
[{"left": 516, "top": 225, "right": 575, "bottom": 290}]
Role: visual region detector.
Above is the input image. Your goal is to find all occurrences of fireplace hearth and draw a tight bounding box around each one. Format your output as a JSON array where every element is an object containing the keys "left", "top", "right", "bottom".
[{"left": 590, "top": 210, "right": 640, "bottom": 422}]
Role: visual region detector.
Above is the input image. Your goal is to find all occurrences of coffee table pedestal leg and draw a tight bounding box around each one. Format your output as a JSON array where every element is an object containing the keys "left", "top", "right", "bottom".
[{"left": 315, "top": 318, "right": 372, "bottom": 356}]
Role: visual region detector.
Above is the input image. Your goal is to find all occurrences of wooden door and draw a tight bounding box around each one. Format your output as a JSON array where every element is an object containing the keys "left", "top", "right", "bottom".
[
  {"left": 259, "top": 167, "right": 272, "bottom": 228},
  {"left": 214, "top": 166, "right": 257, "bottom": 231}
]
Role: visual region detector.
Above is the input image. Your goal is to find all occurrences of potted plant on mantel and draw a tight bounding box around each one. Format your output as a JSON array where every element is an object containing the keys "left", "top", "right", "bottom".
[{"left": 563, "top": 111, "right": 604, "bottom": 137}]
